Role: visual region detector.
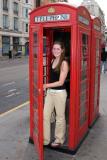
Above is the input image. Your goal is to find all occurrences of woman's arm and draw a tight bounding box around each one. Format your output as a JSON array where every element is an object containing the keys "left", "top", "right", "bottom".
[{"left": 44, "top": 61, "right": 69, "bottom": 89}]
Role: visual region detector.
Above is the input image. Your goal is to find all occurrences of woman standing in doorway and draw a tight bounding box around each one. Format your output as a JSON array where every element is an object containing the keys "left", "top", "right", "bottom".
[{"left": 43, "top": 41, "right": 69, "bottom": 147}]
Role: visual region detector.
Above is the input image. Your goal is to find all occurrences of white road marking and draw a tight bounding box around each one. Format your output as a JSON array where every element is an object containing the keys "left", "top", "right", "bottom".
[
  {"left": 5, "top": 93, "right": 15, "bottom": 98},
  {"left": 0, "top": 101, "right": 29, "bottom": 117},
  {"left": 15, "top": 92, "right": 20, "bottom": 95},
  {"left": 8, "top": 89, "right": 17, "bottom": 93},
  {"left": 5, "top": 91, "right": 21, "bottom": 98},
  {"left": 2, "top": 81, "right": 15, "bottom": 87}
]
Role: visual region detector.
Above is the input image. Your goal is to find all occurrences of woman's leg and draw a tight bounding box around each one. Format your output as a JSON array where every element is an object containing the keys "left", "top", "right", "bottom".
[
  {"left": 54, "top": 90, "right": 67, "bottom": 144},
  {"left": 44, "top": 91, "right": 54, "bottom": 145}
]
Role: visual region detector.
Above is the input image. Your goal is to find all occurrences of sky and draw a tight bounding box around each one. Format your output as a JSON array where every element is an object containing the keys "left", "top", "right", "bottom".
[{"left": 68, "top": 0, "right": 107, "bottom": 24}]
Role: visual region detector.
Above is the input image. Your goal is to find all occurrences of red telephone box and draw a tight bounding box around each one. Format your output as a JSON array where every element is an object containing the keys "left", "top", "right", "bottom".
[
  {"left": 89, "top": 17, "right": 102, "bottom": 127},
  {"left": 29, "top": 3, "right": 93, "bottom": 160}
]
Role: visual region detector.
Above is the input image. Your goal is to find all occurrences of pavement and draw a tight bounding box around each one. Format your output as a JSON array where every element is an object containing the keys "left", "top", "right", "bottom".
[
  {"left": 0, "top": 56, "right": 29, "bottom": 69},
  {"left": 0, "top": 73, "right": 107, "bottom": 160}
]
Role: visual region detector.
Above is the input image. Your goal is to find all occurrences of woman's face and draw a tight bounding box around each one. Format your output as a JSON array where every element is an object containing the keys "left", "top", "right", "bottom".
[{"left": 52, "top": 44, "right": 63, "bottom": 58}]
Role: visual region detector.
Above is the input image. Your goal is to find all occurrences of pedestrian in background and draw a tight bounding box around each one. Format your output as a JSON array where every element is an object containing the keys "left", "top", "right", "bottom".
[
  {"left": 8, "top": 50, "right": 12, "bottom": 59},
  {"left": 43, "top": 41, "right": 69, "bottom": 148},
  {"left": 101, "top": 47, "right": 107, "bottom": 73},
  {"left": 12, "top": 48, "right": 16, "bottom": 59}
]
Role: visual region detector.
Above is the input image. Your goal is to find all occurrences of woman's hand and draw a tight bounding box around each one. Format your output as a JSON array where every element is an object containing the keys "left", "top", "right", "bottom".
[{"left": 43, "top": 84, "right": 48, "bottom": 90}]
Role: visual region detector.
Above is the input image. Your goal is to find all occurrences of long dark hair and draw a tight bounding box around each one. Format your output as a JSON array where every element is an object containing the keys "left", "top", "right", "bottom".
[{"left": 53, "top": 41, "right": 65, "bottom": 72}]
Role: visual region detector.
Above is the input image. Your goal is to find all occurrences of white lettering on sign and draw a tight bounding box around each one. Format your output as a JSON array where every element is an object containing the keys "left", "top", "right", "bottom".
[
  {"left": 78, "top": 15, "right": 89, "bottom": 25},
  {"left": 35, "top": 14, "right": 70, "bottom": 23}
]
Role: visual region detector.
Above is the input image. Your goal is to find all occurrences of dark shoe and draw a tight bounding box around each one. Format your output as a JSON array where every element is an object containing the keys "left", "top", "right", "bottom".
[
  {"left": 51, "top": 142, "right": 61, "bottom": 148},
  {"left": 43, "top": 143, "right": 50, "bottom": 147}
]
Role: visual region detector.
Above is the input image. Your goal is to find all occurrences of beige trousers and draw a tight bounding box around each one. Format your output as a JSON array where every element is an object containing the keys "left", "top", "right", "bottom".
[{"left": 43, "top": 89, "right": 67, "bottom": 145}]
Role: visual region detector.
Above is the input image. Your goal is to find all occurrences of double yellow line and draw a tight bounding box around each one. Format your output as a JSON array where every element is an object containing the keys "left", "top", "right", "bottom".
[{"left": 0, "top": 101, "right": 29, "bottom": 118}]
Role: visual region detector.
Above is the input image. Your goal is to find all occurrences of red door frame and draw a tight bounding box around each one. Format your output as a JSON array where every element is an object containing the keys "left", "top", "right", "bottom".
[
  {"left": 77, "top": 27, "right": 91, "bottom": 142},
  {"left": 29, "top": 24, "right": 43, "bottom": 160},
  {"left": 89, "top": 18, "right": 101, "bottom": 127}
]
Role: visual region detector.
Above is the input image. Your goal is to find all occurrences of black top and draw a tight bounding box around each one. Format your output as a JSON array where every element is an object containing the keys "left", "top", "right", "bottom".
[{"left": 49, "top": 61, "right": 66, "bottom": 90}]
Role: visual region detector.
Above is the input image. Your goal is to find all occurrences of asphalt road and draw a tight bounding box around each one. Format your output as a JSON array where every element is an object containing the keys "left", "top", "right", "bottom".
[{"left": 0, "top": 58, "right": 29, "bottom": 114}]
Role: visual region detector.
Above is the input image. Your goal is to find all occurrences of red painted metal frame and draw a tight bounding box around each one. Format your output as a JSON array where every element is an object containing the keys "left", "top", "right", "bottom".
[
  {"left": 77, "top": 27, "right": 90, "bottom": 145},
  {"left": 29, "top": 25, "right": 43, "bottom": 160},
  {"left": 29, "top": 3, "right": 99, "bottom": 159},
  {"left": 29, "top": 25, "right": 34, "bottom": 141},
  {"left": 89, "top": 18, "right": 102, "bottom": 127},
  {"left": 68, "top": 6, "right": 91, "bottom": 150}
]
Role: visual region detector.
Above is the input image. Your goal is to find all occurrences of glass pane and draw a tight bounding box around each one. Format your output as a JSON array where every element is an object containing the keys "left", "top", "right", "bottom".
[
  {"left": 96, "top": 50, "right": 99, "bottom": 57},
  {"left": 81, "top": 69, "right": 87, "bottom": 80},
  {"left": 81, "top": 81, "right": 87, "bottom": 92},
  {"left": 34, "top": 58, "right": 38, "bottom": 70},
  {"left": 80, "top": 102, "right": 87, "bottom": 117},
  {"left": 43, "top": 66, "right": 47, "bottom": 76},
  {"left": 33, "top": 32, "right": 38, "bottom": 86},
  {"left": 82, "top": 46, "right": 87, "bottom": 57},
  {"left": 81, "top": 34, "right": 88, "bottom": 57},
  {"left": 81, "top": 58, "right": 88, "bottom": 70},
  {"left": 95, "top": 68, "right": 98, "bottom": 82},
  {"left": 80, "top": 114, "right": 87, "bottom": 126},
  {"left": 80, "top": 91, "right": 87, "bottom": 102},
  {"left": 34, "top": 110, "right": 39, "bottom": 135},
  {"left": 95, "top": 75, "right": 98, "bottom": 85},
  {"left": 33, "top": 46, "right": 38, "bottom": 58},
  {"left": 34, "top": 32, "right": 37, "bottom": 44},
  {"left": 96, "top": 57, "right": 100, "bottom": 66},
  {"left": 94, "top": 84, "right": 98, "bottom": 108},
  {"left": 34, "top": 98, "right": 38, "bottom": 109},
  {"left": 34, "top": 86, "right": 38, "bottom": 96},
  {"left": 82, "top": 34, "right": 88, "bottom": 45},
  {"left": 43, "top": 56, "right": 47, "bottom": 66},
  {"left": 96, "top": 39, "right": 100, "bottom": 57},
  {"left": 34, "top": 73, "right": 38, "bottom": 86},
  {"left": 43, "top": 37, "right": 46, "bottom": 54},
  {"left": 43, "top": 76, "right": 47, "bottom": 84}
]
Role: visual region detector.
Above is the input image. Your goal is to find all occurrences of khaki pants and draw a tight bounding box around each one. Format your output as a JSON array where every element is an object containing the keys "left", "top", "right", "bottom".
[{"left": 44, "top": 89, "right": 67, "bottom": 145}]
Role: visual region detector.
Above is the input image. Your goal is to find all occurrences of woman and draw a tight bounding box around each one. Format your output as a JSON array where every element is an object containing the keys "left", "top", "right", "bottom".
[{"left": 43, "top": 41, "right": 69, "bottom": 147}]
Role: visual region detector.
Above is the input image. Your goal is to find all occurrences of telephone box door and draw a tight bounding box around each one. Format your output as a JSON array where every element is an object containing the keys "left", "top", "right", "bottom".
[
  {"left": 77, "top": 28, "right": 90, "bottom": 142},
  {"left": 30, "top": 25, "right": 43, "bottom": 160}
]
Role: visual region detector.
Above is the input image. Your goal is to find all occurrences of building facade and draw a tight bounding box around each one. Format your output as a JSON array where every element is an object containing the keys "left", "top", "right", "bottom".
[
  {"left": 0, "top": 0, "right": 34, "bottom": 56},
  {"left": 81, "top": 0, "right": 105, "bottom": 43},
  {"left": 41, "top": 0, "right": 68, "bottom": 6}
]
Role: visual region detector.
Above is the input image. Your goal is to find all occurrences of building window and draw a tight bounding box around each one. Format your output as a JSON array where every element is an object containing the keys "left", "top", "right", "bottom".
[
  {"left": 23, "top": 7, "right": 29, "bottom": 18},
  {"left": 3, "top": 0, "right": 8, "bottom": 11},
  {"left": 13, "top": 37, "right": 19, "bottom": 44},
  {"left": 13, "top": 37, "right": 20, "bottom": 52},
  {"left": 3, "top": 15, "right": 9, "bottom": 29},
  {"left": 25, "top": 8, "right": 28, "bottom": 18},
  {"left": 25, "top": 23, "right": 28, "bottom": 32},
  {"left": 13, "top": 2, "right": 19, "bottom": 15},
  {"left": 14, "top": 17, "right": 18, "bottom": 31},
  {"left": 26, "top": 0, "right": 28, "bottom": 3},
  {"left": 2, "top": 36, "right": 10, "bottom": 55}
]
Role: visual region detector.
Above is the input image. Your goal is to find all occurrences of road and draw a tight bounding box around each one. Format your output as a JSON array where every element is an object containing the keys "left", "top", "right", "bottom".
[{"left": 0, "top": 58, "right": 29, "bottom": 114}]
